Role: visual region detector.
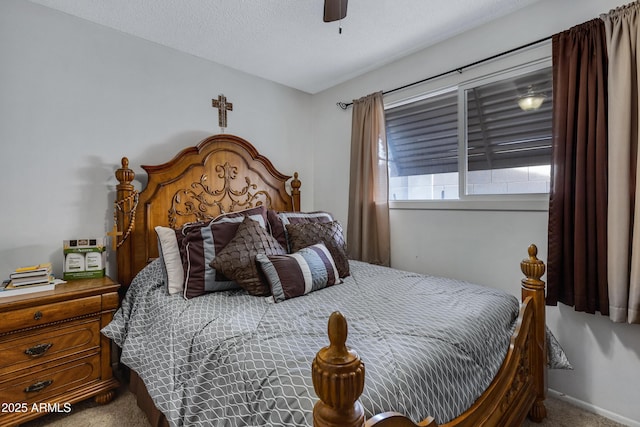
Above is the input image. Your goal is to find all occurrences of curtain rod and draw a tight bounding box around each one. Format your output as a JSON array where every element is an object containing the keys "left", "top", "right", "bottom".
[{"left": 336, "top": 35, "right": 552, "bottom": 110}]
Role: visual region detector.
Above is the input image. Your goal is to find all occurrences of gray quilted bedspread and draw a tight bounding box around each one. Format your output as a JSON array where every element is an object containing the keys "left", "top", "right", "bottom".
[{"left": 102, "top": 259, "right": 519, "bottom": 427}]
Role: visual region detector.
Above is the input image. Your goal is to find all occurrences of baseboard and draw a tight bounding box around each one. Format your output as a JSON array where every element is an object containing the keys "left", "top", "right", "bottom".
[{"left": 548, "top": 388, "right": 640, "bottom": 427}]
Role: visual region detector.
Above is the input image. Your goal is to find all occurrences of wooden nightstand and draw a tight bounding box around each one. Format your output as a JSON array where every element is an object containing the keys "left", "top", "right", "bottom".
[{"left": 0, "top": 276, "right": 120, "bottom": 426}]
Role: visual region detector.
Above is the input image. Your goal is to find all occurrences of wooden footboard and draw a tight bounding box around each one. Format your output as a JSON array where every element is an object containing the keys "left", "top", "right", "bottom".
[{"left": 312, "top": 245, "right": 547, "bottom": 427}]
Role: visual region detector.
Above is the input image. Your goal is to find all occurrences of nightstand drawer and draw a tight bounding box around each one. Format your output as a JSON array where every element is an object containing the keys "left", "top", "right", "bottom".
[
  {"left": 0, "top": 295, "right": 102, "bottom": 334},
  {"left": 0, "top": 318, "right": 100, "bottom": 375},
  {"left": 0, "top": 352, "right": 101, "bottom": 405}
]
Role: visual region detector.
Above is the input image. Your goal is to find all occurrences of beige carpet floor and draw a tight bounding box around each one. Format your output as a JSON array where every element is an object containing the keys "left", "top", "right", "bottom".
[{"left": 20, "top": 388, "right": 628, "bottom": 427}]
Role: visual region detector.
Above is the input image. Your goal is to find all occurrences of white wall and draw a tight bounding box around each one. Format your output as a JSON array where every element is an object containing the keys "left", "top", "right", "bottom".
[
  {"left": 312, "top": 0, "right": 640, "bottom": 425},
  {"left": 0, "top": 0, "right": 313, "bottom": 280}
]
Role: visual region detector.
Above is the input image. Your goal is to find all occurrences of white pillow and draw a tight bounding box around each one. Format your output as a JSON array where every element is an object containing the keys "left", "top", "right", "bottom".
[{"left": 155, "top": 226, "right": 184, "bottom": 295}]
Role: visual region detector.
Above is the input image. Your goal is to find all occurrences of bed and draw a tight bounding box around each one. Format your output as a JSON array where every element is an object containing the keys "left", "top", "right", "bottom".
[{"left": 104, "top": 133, "right": 547, "bottom": 427}]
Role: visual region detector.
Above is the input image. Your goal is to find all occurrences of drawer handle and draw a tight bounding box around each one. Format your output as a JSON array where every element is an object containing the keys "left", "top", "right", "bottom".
[
  {"left": 24, "top": 343, "right": 53, "bottom": 357},
  {"left": 24, "top": 379, "right": 53, "bottom": 393},
  {"left": 33, "top": 311, "right": 43, "bottom": 320}
]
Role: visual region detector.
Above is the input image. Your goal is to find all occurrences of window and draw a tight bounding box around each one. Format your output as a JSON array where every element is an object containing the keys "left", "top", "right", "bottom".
[{"left": 386, "top": 63, "right": 552, "bottom": 201}]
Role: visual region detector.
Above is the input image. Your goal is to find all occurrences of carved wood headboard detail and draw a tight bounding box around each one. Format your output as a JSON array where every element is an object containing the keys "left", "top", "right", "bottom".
[{"left": 114, "top": 134, "right": 301, "bottom": 288}]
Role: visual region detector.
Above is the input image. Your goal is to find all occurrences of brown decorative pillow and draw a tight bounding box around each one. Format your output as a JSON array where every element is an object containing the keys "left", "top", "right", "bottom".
[
  {"left": 267, "top": 210, "right": 334, "bottom": 252},
  {"left": 211, "top": 216, "right": 286, "bottom": 296},
  {"left": 286, "top": 221, "right": 349, "bottom": 278}
]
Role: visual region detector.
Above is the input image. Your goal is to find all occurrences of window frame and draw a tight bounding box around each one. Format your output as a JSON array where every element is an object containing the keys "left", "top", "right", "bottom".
[
  {"left": 458, "top": 59, "right": 552, "bottom": 202},
  {"left": 384, "top": 43, "right": 552, "bottom": 211}
]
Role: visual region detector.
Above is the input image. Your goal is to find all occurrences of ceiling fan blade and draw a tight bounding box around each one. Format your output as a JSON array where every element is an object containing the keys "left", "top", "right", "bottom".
[{"left": 323, "top": 0, "right": 348, "bottom": 22}]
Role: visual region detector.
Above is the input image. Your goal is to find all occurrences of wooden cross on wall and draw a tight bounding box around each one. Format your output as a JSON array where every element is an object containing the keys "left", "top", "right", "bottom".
[{"left": 212, "top": 94, "right": 233, "bottom": 131}]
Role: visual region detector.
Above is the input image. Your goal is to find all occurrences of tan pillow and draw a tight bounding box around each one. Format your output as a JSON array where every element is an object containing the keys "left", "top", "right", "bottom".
[{"left": 155, "top": 226, "right": 184, "bottom": 295}]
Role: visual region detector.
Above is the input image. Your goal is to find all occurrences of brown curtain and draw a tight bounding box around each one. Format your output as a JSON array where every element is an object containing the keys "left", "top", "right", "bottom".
[
  {"left": 546, "top": 19, "right": 609, "bottom": 314},
  {"left": 602, "top": 2, "right": 640, "bottom": 324},
  {"left": 347, "top": 91, "right": 390, "bottom": 266}
]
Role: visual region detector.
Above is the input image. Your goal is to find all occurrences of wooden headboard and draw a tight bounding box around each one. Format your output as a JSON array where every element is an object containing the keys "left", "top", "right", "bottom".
[{"left": 113, "top": 134, "right": 301, "bottom": 287}]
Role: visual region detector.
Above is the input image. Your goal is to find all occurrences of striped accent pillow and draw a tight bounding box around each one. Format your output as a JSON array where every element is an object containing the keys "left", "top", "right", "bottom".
[
  {"left": 256, "top": 243, "right": 342, "bottom": 303},
  {"left": 181, "top": 206, "right": 268, "bottom": 299}
]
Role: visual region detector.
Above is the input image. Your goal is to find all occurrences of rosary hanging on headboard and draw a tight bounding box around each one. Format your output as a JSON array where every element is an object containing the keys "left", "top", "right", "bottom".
[
  {"left": 108, "top": 157, "right": 139, "bottom": 251},
  {"left": 212, "top": 94, "right": 233, "bottom": 132}
]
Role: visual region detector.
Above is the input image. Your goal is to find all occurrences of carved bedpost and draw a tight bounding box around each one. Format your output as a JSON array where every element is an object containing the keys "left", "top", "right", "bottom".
[
  {"left": 520, "top": 244, "right": 547, "bottom": 422},
  {"left": 312, "top": 312, "right": 366, "bottom": 427},
  {"left": 114, "top": 157, "right": 136, "bottom": 287},
  {"left": 291, "top": 172, "right": 301, "bottom": 212}
]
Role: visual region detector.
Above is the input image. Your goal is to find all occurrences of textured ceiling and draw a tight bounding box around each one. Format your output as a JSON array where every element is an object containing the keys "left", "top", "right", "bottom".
[{"left": 28, "top": 0, "right": 541, "bottom": 94}]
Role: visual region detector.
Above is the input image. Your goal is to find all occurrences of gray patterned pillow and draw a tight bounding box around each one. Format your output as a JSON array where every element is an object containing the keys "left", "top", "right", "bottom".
[{"left": 211, "top": 216, "right": 286, "bottom": 296}]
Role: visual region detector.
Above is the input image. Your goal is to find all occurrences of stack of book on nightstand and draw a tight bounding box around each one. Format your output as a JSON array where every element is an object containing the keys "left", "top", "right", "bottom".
[{"left": 1, "top": 263, "right": 56, "bottom": 297}]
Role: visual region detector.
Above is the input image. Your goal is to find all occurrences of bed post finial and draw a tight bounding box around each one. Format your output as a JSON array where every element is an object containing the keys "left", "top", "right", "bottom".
[
  {"left": 521, "top": 244, "right": 545, "bottom": 280},
  {"left": 312, "top": 312, "right": 365, "bottom": 427},
  {"left": 116, "top": 157, "right": 135, "bottom": 188},
  {"left": 291, "top": 172, "right": 301, "bottom": 211},
  {"left": 520, "top": 244, "right": 547, "bottom": 422}
]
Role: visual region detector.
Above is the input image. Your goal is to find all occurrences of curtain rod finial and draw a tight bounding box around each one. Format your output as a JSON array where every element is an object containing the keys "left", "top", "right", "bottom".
[{"left": 336, "top": 101, "right": 349, "bottom": 110}]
